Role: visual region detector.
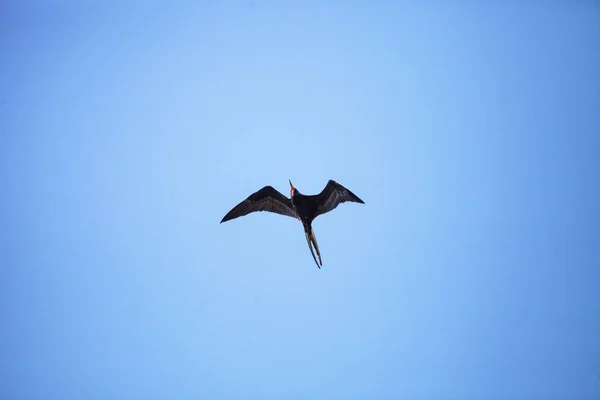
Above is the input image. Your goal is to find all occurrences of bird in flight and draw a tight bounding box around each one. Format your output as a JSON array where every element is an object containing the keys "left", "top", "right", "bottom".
[{"left": 221, "top": 179, "right": 365, "bottom": 268}]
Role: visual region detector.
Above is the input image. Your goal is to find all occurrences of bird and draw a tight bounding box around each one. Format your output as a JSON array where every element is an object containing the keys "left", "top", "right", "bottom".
[{"left": 220, "top": 179, "right": 365, "bottom": 268}]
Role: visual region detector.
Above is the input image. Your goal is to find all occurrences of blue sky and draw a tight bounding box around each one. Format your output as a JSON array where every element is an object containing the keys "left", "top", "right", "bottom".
[{"left": 1, "top": 2, "right": 599, "bottom": 399}]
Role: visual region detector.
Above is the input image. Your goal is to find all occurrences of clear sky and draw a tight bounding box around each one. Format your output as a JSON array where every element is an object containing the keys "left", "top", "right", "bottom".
[{"left": 1, "top": 2, "right": 599, "bottom": 399}]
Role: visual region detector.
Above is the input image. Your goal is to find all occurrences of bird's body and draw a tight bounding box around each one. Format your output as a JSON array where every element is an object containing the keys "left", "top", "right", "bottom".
[
  {"left": 220, "top": 180, "right": 365, "bottom": 268},
  {"left": 290, "top": 193, "right": 319, "bottom": 225}
]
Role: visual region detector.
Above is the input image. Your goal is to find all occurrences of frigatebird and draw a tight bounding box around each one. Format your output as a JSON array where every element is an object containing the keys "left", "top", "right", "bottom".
[{"left": 220, "top": 180, "right": 365, "bottom": 268}]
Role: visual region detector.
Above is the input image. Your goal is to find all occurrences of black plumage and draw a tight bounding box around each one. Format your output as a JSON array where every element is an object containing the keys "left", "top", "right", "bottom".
[{"left": 220, "top": 179, "right": 365, "bottom": 268}]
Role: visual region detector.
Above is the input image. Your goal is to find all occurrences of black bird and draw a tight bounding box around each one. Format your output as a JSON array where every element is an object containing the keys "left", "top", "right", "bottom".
[{"left": 220, "top": 180, "right": 365, "bottom": 268}]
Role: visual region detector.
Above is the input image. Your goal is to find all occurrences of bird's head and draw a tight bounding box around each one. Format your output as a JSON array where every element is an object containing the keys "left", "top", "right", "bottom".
[{"left": 289, "top": 179, "right": 296, "bottom": 198}]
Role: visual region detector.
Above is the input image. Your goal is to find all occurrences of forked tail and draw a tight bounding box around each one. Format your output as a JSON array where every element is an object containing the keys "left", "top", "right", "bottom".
[{"left": 303, "top": 224, "right": 323, "bottom": 268}]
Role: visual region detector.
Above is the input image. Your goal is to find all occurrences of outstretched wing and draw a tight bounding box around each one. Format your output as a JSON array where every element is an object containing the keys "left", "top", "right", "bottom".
[
  {"left": 314, "top": 180, "right": 365, "bottom": 218},
  {"left": 221, "top": 186, "right": 297, "bottom": 223}
]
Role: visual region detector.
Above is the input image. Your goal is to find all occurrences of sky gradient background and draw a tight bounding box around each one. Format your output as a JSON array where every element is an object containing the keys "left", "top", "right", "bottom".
[{"left": 1, "top": 2, "right": 599, "bottom": 399}]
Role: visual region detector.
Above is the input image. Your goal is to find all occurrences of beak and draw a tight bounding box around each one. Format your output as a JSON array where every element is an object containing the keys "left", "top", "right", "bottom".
[{"left": 289, "top": 180, "right": 294, "bottom": 190}]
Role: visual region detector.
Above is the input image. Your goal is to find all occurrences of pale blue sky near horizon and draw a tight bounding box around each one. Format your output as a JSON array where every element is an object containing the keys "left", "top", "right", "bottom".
[{"left": 1, "top": 2, "right": 599, "bottom": 399}]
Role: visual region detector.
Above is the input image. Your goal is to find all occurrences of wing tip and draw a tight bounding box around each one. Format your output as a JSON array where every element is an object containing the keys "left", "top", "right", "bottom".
[{"left": 353, "top": 194, "right": 365, "bottom": 204}]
